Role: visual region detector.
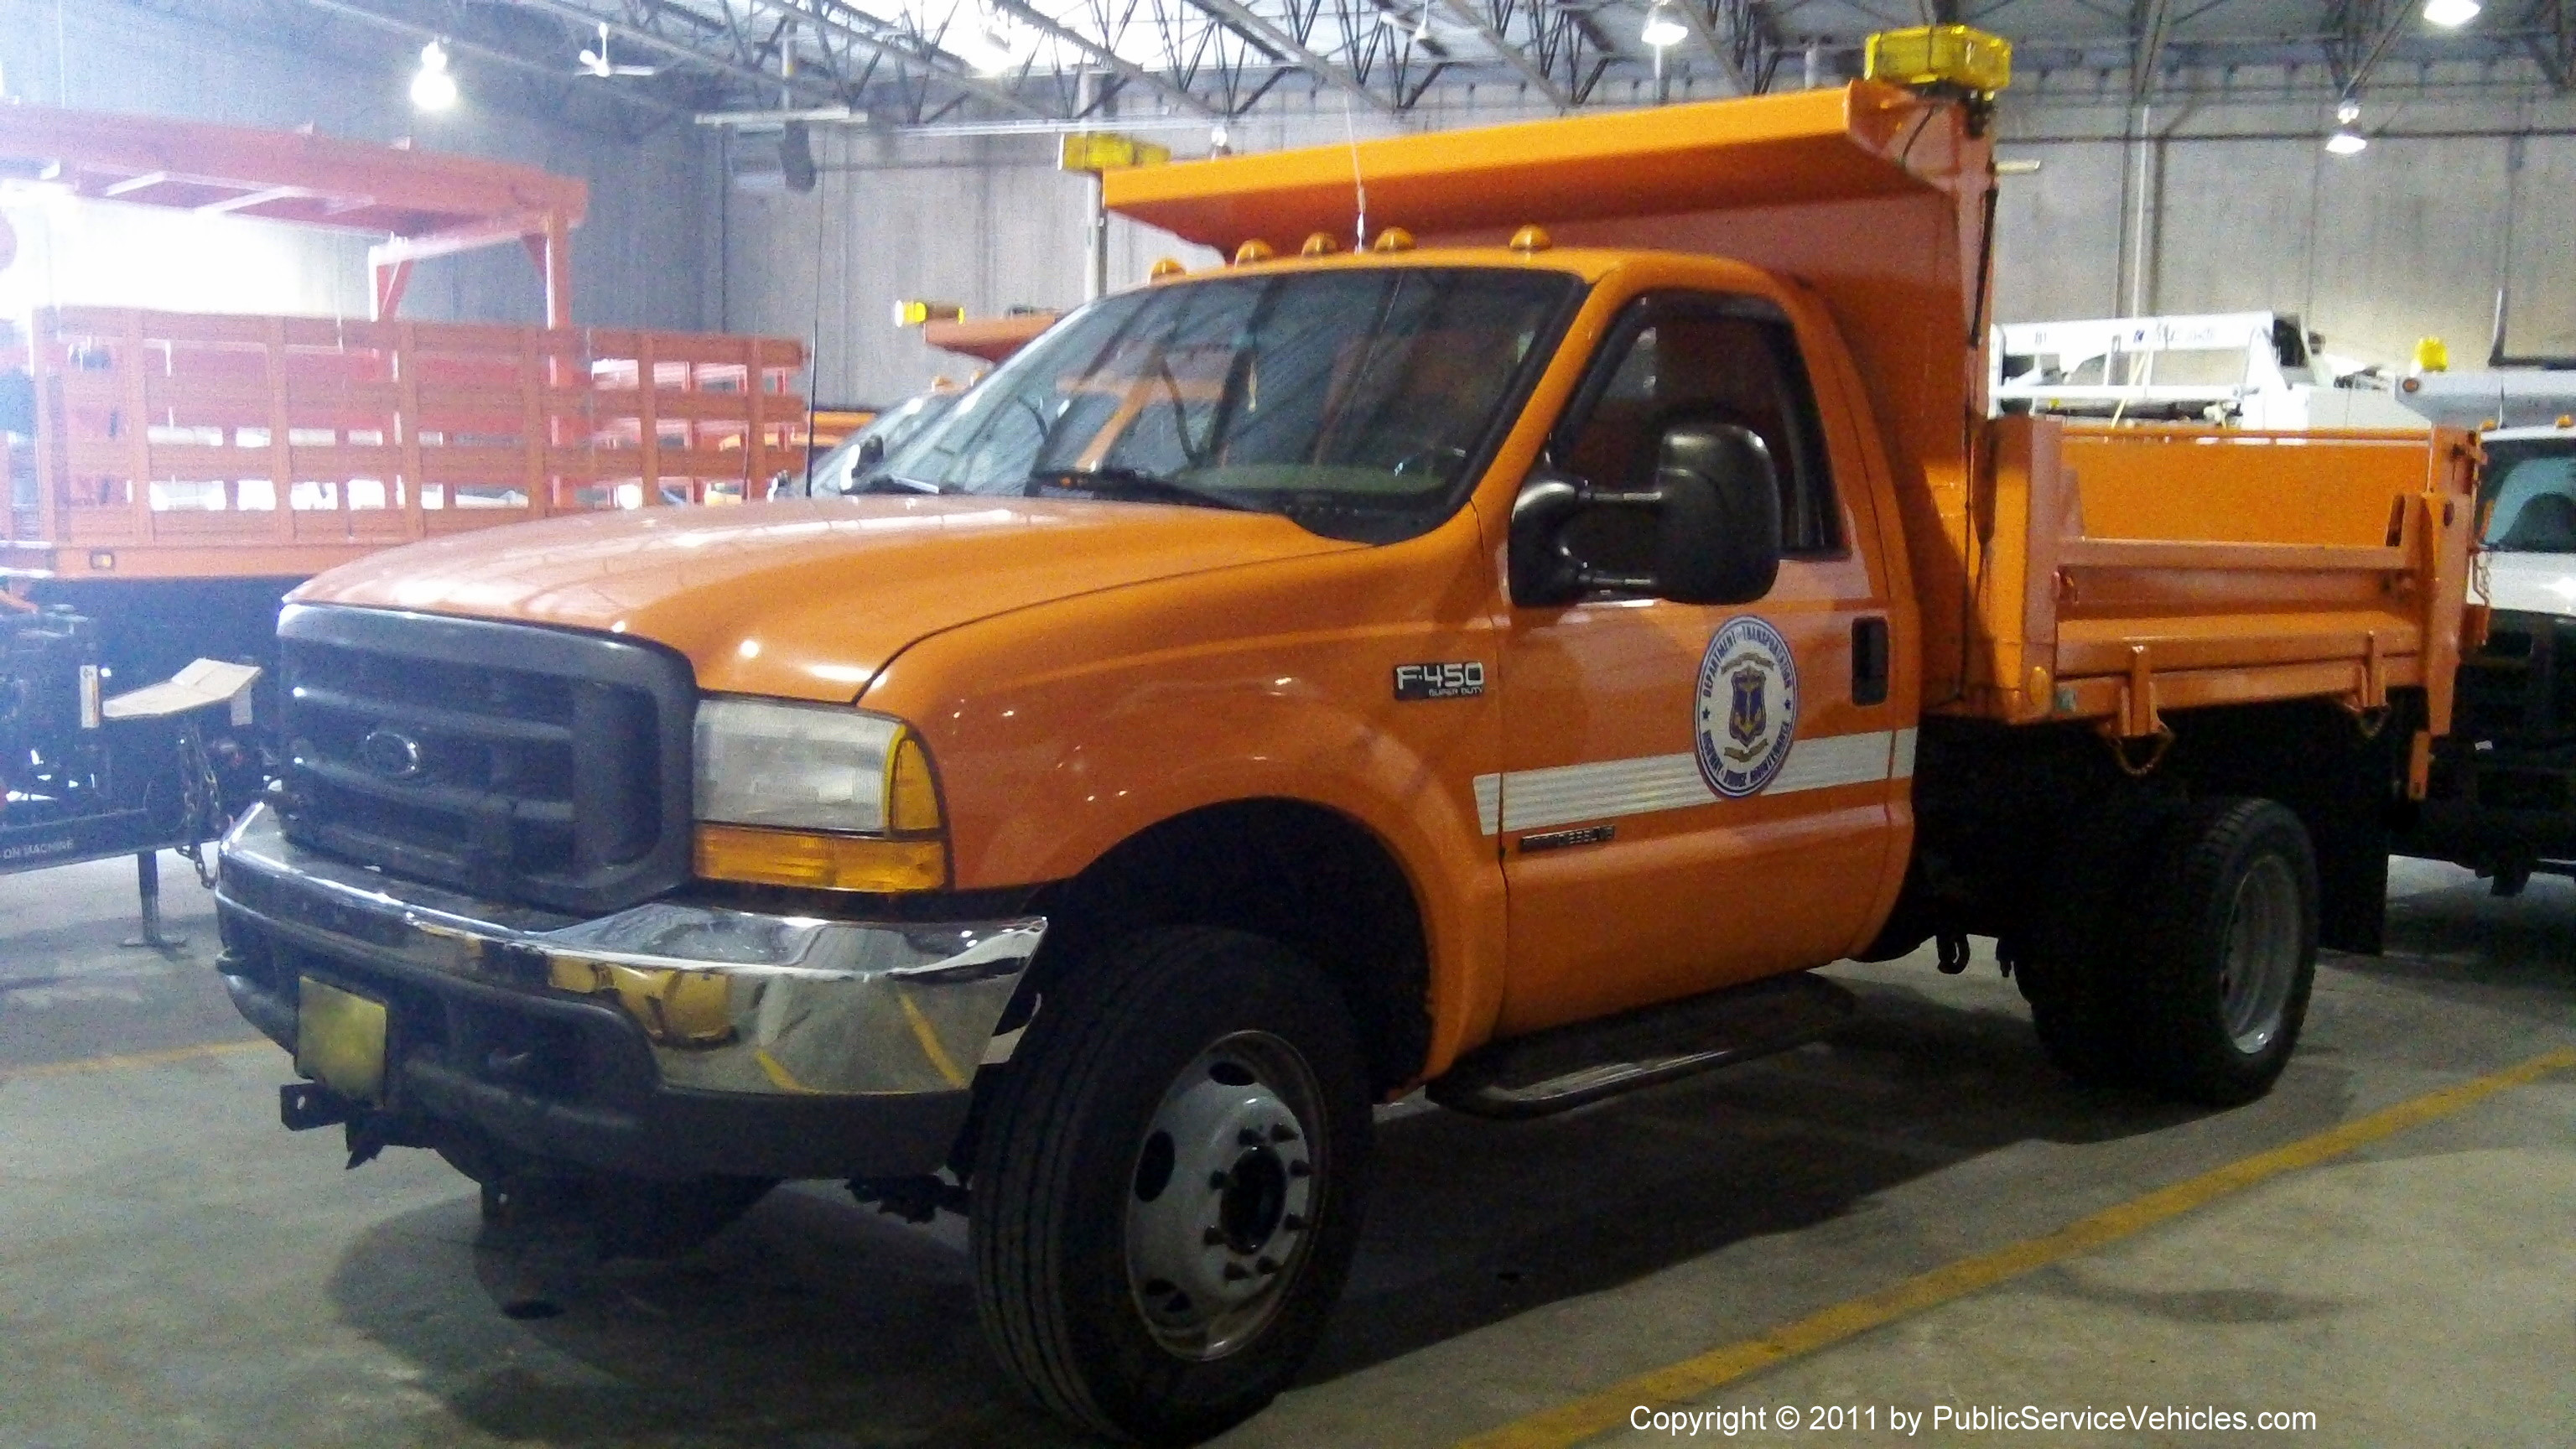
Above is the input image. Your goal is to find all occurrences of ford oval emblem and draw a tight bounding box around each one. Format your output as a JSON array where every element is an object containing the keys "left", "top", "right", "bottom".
[{"left": 358, "top": 728, "right": 426, "bottom": 782}]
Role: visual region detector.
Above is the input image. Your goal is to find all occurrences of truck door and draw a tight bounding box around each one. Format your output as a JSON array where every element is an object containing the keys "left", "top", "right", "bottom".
[{"left": 1491, "top": 291, "right": 1903, "bottom": 1033}]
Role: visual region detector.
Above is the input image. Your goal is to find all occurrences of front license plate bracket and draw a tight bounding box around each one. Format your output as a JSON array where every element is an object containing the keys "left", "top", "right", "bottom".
[{"left": 295, "top": 976, "right": 389, "bottom": 1105}]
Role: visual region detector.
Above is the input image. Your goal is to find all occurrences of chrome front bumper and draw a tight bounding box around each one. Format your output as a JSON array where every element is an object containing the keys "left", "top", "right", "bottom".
[{"left": 212, "top": 803, "right": 1045, "bottom": 1178}]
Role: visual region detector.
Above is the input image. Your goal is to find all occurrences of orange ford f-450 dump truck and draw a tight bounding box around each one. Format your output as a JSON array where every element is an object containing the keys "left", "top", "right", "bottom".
[{"left": 211, "top": 65, "right": 2475, "bottom": 1445}]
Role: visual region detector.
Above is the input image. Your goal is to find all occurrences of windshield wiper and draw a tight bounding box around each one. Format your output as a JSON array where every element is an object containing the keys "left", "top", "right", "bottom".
[
  {"left": 1024, "top": 466, "right": 1255, "bottom": 512},
  {"left": 854, "top": 475, "right": 945, "bottom": 496}
]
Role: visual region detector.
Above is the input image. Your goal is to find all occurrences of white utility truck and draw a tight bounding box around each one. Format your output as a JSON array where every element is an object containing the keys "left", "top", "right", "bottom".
[
  {"left": 2393, "top": 361, "right": 2576, "bottom": 891},
  {"left": 1992, "top": 312, "right": 2421, "bottom": 428}
]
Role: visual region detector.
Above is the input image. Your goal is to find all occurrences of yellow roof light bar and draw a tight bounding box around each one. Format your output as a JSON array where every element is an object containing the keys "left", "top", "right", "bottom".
[{"left": 1865, "top": 26, "right": 2012, "bottom": 96}]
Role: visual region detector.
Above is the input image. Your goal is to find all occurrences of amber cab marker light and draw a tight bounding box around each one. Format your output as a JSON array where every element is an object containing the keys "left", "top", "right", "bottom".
[
  {"left": 1233, "top": 238, "right": 1275, "bottom": 264},
  {"left": 1301, "top": 231, "right": 1340, "bottom": 257},
  {"left": 1371, "top": 227, "right": 1415, "bottom": 252}
]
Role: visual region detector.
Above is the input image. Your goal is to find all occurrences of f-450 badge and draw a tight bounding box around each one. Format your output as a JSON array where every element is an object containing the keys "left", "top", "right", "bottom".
[
  {"left": 1394, "top": 662, "right": 1486, "bottom": 701},
  {"left": 1694, "top": 616, "right": 1799, "bottom": 797}
]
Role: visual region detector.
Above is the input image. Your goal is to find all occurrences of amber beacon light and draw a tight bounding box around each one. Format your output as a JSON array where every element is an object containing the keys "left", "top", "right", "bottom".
[{"left": 1864, "top": 26, "right": 2013, "bottom": 96}]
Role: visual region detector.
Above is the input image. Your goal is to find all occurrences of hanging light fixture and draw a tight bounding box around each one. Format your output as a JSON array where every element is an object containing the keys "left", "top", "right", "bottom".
[
  {"left": 1640, "top": 0, "right": 1688, "bottom": 49},
  {"left": 2324, "top": 94, "right": 2366, "bottom": 154},
  {"left": 2422, "top": 0, "right": 2480, "bottom": 28},
  {"left": 410, "top": 39, "right": 459, "bottom": 112}
]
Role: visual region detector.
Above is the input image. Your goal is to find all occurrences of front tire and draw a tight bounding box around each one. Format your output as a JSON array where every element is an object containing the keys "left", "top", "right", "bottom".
[
  {"left": 970, "top": 927, "right": 1373, "bottom": 1445},
  {"left": 2122, "top": 798, "right": 2319, "bottom": 1106}
]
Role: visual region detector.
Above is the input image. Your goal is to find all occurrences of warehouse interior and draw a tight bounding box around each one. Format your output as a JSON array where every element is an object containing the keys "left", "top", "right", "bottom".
[{"left": 3, "top": 0, "right": 2573, "bottom": 1445}]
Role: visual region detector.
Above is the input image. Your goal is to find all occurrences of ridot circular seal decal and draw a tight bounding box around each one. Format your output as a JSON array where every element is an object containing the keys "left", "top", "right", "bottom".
[{"left": 1695, "top": 615, "right": 1800, "bottom": 798}]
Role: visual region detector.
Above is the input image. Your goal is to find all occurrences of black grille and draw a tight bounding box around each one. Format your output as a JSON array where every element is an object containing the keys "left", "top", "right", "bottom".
[
  {"left": 2459, "top": 610, "right": 2576, "bottom": 745},
  {"left": 277, "top": 605, "right": 695, "bottom": 915}
]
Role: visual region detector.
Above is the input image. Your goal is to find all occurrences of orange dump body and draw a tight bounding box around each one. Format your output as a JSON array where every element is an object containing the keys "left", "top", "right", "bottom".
[
  {"left": 921, "top": 312, "right": 1061, "bottom": 364},
  {"left": 1966, "top": 418, "right": 2477, "bottom": 742}
]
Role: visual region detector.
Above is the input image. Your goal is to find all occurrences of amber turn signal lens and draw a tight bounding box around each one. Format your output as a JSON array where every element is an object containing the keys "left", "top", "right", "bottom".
[
  {"left": 886, "top": 733, "right": 943, "bottom": 834},
  {"left": 694, "top": 823, "right": 947, "bottom": 892}
]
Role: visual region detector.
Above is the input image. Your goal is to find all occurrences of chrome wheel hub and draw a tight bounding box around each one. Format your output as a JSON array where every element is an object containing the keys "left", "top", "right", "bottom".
[
  {"left": 1124, "top": 1031, "right": 1322, "bottom": 1360},
  {"left": 2220, "top": 854, "right": 2302, "bottom": 1054}
]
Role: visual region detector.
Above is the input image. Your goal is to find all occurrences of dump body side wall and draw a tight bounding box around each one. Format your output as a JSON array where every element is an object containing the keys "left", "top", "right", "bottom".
[{"left": 1945, "top": 417, "right": 2478, "bottom": 745}]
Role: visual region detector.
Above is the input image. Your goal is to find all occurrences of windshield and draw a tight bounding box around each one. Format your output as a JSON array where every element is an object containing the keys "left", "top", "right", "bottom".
[
  {"left": 872, "top": 267, "right": 1579, "bottom": 541},
  {"left": 802, "top": 392, "right": 961, "bottom": 497},
  {"left": 2482, "top": 440, "right": 2576, "bottom": 553}
]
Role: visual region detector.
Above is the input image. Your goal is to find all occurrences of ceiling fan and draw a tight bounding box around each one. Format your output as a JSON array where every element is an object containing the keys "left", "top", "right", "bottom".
[{"left": 578, "top": 21, "right": 658, "bottom": 77}]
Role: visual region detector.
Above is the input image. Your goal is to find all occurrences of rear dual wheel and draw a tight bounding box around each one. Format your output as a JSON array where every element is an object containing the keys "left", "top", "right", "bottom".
[
  {"left": 970, "top": 927, "right": 1373, "bottom": 1446},
  {"left": 2023, "top": 797, "right": 2319, "bottom": 1106},
  {"left": 2124, "top": 798, "right": 2319, "bottom": 1104}
]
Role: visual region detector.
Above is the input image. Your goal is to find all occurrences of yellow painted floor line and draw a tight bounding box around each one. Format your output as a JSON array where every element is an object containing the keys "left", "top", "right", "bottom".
[
  {"left": 3, "top": 1037, "right": 272, "bottom": 1083},
  {"left": 1457, "top": 1046, "right": 2576, "bottom": 1449}
]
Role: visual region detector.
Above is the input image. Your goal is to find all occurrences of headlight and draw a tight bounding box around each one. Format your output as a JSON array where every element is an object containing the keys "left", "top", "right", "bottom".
[{"left": 691, "top": 697, "right": 947, "bottom": 892}]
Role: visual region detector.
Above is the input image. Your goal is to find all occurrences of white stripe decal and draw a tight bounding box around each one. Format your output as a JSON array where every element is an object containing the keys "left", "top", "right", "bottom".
[
  {"left": 1475, "top": 729, "right": 1905, "bottom": 836},
  {"left": 1768, "top": 730, "right": 1898, "bottom": 796},
  {"left": 1504, "top": 753, "right": 1710, "bottom": 834}
]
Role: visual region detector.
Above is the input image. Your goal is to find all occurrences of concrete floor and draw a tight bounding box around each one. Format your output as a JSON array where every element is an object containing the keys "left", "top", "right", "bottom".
[{"left": 3, "top": 854, "right": 2570, "bottom": 1447}]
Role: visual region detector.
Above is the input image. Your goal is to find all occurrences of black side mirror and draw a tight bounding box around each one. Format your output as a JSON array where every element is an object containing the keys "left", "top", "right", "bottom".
[
  {"left": 856, "top": 435, "right": 886, "bottom": 465},
  {"left": 1654, "top": 423, "right": 1781, "bottom": 605},
  {"left": 1509, "top": 422, "right": 1782, "bottom": 608}
]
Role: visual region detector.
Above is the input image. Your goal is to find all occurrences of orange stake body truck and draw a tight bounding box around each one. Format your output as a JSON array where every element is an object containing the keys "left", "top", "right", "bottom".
[{"left": 213, "top": 54, "right": 2475, "bottom": 1443}]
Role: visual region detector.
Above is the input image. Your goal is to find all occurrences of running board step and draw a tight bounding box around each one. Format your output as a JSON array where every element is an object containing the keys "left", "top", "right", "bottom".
[{"left": 1426, "top": 972, "right": 1857, "bottom": 1119}]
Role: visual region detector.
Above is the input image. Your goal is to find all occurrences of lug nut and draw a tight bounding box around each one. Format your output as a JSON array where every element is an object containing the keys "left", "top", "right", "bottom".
[
  {"left": 1270, "top": 1124, "right": 1299, "bottom": 1143},
  {"left": 1287, "top": 1160, "right": 1311, "bottom": 1179}
]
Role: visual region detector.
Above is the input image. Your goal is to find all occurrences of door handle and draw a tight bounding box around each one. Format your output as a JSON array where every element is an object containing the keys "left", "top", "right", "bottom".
[{"left": 1852, "top": 615, "right": 1890, "bottom": 706}]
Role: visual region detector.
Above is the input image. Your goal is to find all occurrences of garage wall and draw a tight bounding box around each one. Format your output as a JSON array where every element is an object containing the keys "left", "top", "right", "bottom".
[
  {"left": 0, "top": 0, "right": 709, "bottom": 331},
  {"left": 1994, "top": 74, "right": 2576, "bottom": 366},
  {"left": 721, "top": 94, "right": 1564, "bottom": 408},
  {"left": 727, "top": 70, "right": 2576, "bottom": 407}
]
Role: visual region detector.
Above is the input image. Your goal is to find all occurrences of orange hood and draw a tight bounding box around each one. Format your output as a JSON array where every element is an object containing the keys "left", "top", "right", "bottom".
[{"left": 291, "top": 497, "right": 1360, "bottom": 700}]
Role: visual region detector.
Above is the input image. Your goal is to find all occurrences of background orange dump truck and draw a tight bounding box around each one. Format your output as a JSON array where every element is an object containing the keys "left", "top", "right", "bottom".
[{"left": 211, "top": 72, "right": 2471, "bottom": 1444}]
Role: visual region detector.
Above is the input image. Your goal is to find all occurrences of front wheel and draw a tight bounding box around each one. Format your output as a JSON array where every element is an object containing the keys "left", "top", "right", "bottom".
[
  {"left": 2122, "top": 798, "right": 2320, "bottom": 1106},
  {"left": 970, "top": 927, "right": 1373, "bottom": 1445}
]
